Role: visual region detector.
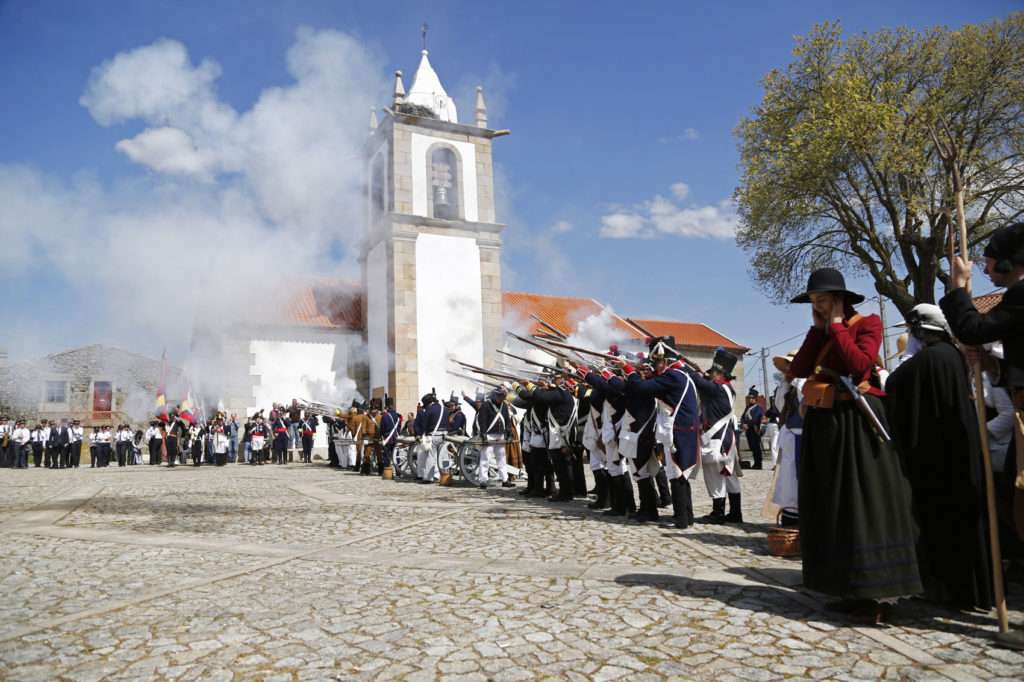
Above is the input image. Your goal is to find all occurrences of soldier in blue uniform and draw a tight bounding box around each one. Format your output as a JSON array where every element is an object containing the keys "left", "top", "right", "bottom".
[
  {"left": 683, "top": 348, "right": 743, "bottom": 524},
  {"left": 741, "top": 388, "right": 766, "bottom": 469},
  {"left": 447, "top": 395, "right": 467, "bottom": 434},
  {"left": 514, "top": 374, "right": 578, "bottom": 502},
  {"left": 414, "top": 393, "right": 448, "bottom": 483},
  {"left": 609, "top": 336, "right": 700, "bottom": 529},
  {"left": 379, "top": 398, "right": 402, "bottom": 476},
  {"left": 579, "top": 365, "right": 637, "bottom": 517}
]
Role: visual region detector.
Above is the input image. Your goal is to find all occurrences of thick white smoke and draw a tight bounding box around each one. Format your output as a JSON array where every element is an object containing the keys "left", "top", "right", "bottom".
[{"left": 0, "top": 29, "right": 388, "bottom": 408}]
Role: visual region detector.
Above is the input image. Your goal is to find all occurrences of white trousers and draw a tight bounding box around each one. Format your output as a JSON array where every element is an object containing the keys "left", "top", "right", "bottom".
[
  {"left": 771, "top": 427, "right": 799, "bottom": 510},
  {"left": 694, "top": 441, "right": 741, "bottom": 498},
  {"left": 603, "top": 439, "right": 625, "bottom": 476},
  {"left": 478, "top": 434, "right": 508, "bottom": 484},
  {"left": 766, "top": 423, "right": 780, "bottom": 467},
  {"left": 417, "top": 435, "right": 443, "bottom": 481}
]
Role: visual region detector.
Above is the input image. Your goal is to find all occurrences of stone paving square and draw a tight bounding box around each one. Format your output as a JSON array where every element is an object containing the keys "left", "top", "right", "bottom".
[{"left": 1, "top": 463, "right": 1022, "bottom": 681}]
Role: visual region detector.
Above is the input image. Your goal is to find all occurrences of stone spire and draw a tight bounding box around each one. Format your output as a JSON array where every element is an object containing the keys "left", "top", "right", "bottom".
[
  {"left": 404, "top": 50, "right": 458, "bottom": 123},
  {"left": 392, "top": 70, "right": 405, "bottom": 104},
  {"left": 369, "top": 106, "right": 378, "bottom": 132},
  {"left": 473, "top": 86, "right": 487, "bottom": 128}
]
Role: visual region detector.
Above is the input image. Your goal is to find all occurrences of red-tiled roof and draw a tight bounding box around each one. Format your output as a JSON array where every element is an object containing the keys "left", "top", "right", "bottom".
[
  {"left": 973, "top": 292, "right": 1003, "bottom": 314},
  {"left": 501, "top": 292, "right": 636, "bottom": 338},
  {"left": 274, "top": 277, "right": 362, "bottom": 331},
  {"left": 631, "top": 319, "right": 748, "bottom": 353},
  {"left": 500, "top": 291, "right": 747, "bottom": 352}
]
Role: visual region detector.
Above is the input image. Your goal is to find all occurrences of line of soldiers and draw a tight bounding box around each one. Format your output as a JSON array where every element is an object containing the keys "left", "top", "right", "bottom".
[{"left": 506, "top": 337, "right": 744, "bottom": 529}]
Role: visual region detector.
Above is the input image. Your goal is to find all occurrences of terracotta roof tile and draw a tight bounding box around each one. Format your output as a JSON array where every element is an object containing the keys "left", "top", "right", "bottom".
[
  {"left": 630, "top": 319, "right": 749, "bottom": 353},
  {"left": 273, "top": 277, "right": 362, "bottom": 331},
  {"left": 501, "top": 292, "right": 635, "bottom": 338},
  {"left": 972, "top": 291, "right": 1003, "bottom": 314}
]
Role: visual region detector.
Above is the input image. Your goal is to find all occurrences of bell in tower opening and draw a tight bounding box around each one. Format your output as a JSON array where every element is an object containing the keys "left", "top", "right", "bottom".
[{"left": 431, "top": 147, "right": 458, "bottom": 220}]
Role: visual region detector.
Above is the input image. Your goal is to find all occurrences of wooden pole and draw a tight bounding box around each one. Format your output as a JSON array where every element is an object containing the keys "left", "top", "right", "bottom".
[{"left": 933, "top": 121, "right": 1009, "bottom": 634}]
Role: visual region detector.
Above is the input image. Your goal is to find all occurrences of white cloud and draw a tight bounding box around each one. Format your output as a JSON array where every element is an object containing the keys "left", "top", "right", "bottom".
[
  {"left": 115, "top": 127, "right": 218, "bottom": 180},
  {"left": 80, "top": 38, "right": 227, "bottom": 129},
  {"left": 600, "top": 212, "right": 651, "bottom": 239},
  {"left": 549, "top": 220, "right": 574, "bottom": 233},
  {"left": 599, "top": 184, "right": 738, "bottom": 240}
]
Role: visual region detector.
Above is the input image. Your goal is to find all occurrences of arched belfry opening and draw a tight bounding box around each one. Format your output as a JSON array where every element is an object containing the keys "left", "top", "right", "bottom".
[{"left": 430, "top": 146, "right": 459, "bottom": 220}]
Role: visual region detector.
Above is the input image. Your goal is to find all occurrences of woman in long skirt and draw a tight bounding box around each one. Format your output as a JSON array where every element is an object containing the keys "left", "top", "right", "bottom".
[{"left": 789, "top": 268, "right": 922, "bottom": 623}]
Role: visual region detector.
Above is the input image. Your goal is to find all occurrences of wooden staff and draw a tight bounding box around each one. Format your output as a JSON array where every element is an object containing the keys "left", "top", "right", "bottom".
[{"left": 932, "top": 119, "right": 1009, "bottom": 636}]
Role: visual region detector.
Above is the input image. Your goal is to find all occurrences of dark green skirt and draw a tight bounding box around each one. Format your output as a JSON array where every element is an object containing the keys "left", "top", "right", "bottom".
[{"left": 799, "top": 395, "right": 923, "bottom": 599}]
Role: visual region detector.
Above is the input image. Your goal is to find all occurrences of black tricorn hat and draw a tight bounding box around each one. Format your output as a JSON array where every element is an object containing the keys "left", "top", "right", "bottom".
[
  {"left": 790, "top": 268, "right": 865, "bottom": 305},
  {"left": 710, "top": 348, "right": 738, "bottom": 377}
]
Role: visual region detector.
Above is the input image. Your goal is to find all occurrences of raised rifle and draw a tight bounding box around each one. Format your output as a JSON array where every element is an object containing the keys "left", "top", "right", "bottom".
[{"left": 496, "top": 349, "right": 565, "bottom": 374}]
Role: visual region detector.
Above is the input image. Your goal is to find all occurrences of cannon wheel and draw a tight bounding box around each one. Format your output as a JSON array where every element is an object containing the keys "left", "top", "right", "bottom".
[
  {"left": 395, "top": 443, "right": 418, "bottom": 478},
  {"left": 437, "top": 440, "right": 459, "bottom": 475},
  {"left": 459, "top": 440, "right": 499, "bottom": 486}
]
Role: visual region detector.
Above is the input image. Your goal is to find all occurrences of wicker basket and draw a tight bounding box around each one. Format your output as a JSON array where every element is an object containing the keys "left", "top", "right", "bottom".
[{"left": 767, "top": 508, "right": 801, "bottom": 557}]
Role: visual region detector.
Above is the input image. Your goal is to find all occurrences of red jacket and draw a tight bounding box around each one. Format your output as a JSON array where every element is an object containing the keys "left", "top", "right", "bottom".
[{"left": 790, "top": 310, "right": 884, "bottom": 396}]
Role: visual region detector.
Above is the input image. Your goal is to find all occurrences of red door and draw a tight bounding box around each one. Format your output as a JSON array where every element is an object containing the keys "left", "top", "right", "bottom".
[{"left": 93, "top": 382, "right": 112, "bottom": 415}]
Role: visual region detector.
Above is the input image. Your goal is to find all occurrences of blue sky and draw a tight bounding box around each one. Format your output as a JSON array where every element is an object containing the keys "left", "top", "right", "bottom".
[{"left": 0, "top": 0, "right": 1017, "bottom": 388}]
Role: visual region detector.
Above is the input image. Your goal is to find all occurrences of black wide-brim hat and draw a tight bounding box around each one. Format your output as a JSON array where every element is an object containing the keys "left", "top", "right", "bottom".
[{"left": 790, "top": 267, "right": 865, "bottom": 305}]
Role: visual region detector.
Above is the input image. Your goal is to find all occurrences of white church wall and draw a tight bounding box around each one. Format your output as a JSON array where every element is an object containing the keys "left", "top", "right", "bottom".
[
  {"left": 249, "top": 339, "right": 342, "bottom": 449},
  {"left": 415, "top": 233, "right": 484, "bottom": 402},
  {"left": 411, "top": 133, "right": 479, "bottom": 222},
  {"left": 367, "top": 242, "right": 389, "bottom": 395}
]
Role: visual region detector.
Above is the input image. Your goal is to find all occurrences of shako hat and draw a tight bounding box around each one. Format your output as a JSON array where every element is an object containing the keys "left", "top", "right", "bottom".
[
  {"left": 982, "top": 222, "right": 1024, "bottom": 271},
  {"left": 710, "top": 347, "right": 738, "bottom": 377},
  {"left": 790, "top": 268, "right": 865, "bottom": 305},
  {"left": 421, "top": 393, "right": 436, "bottom": 406},
  {"left": 647, "top": 336, "right": 679, "bottom": 360}
]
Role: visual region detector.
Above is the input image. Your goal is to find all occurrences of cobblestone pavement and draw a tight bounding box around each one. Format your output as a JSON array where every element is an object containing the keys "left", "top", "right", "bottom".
[{"left": 1, "top": 462, "right": 1022, "bottom": 681}]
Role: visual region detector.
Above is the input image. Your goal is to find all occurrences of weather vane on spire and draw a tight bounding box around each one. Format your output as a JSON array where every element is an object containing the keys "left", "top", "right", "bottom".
[{"left": 422, "top": 22, "right": 429, "bottom": 50}]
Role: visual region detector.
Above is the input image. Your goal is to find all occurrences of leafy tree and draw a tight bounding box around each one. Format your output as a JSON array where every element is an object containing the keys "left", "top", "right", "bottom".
[{"left": 734, "top": 14, "right": 1024, "bottom": 313}]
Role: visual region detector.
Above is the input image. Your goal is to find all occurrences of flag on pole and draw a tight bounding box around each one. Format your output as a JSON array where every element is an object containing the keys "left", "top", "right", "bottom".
[
  {"left": 180, "top": 385, "right": 197, "bottom": 425},
  {"left": 155, "top": 348, "right": 168, "bottom": 420}
]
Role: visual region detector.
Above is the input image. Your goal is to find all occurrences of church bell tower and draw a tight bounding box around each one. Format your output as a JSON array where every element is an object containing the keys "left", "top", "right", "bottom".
[{"left": 360, "top": 49, "right": 506, "bottom": 412}]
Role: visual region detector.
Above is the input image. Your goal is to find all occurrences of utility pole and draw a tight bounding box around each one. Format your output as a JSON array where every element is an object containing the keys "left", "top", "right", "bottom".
[
  {"left": 760, "top": 347, "right": 769, "bottom": 397},
  {"left": 878, "top": 294, "right": 891, "bottom": 370}
]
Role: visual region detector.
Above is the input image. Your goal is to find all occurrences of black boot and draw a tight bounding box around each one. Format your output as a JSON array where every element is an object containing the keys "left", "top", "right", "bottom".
[
  {"left": 628, "top": 478, "right": 659, "bottom": 522},
  {"left": 519, "top": 452, "right": 535, "bottom": 496},
  {"left": 587, "top": 470, "right": 610, "bottom": 509},
  {"left": 655, "top": 466, "right": 671, "bottom": 508},
  {"left": 725, "top": 492, "right": 743, "bottom": 522},
  {"left": 698, "top": 497, "right": 727, "bottom": 524},
  {"left": 659, "top": 478, "right": 692, "bottom": 529},
  {"left": 624, "top": 473, "right": 637, "bottom": 514},
  {"left": 603, "top": 475, "right": 627, "bottom": 517}
]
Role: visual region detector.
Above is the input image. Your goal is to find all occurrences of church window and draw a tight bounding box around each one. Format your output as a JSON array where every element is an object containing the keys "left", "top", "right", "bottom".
[{"left": 430, "top": 147, "right": 459, "bottom": 220}]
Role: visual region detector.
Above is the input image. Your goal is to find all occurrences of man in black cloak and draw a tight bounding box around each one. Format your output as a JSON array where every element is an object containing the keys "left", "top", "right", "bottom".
[{"left": 886, "top": 303, "right": 995, "bottom": 610}]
